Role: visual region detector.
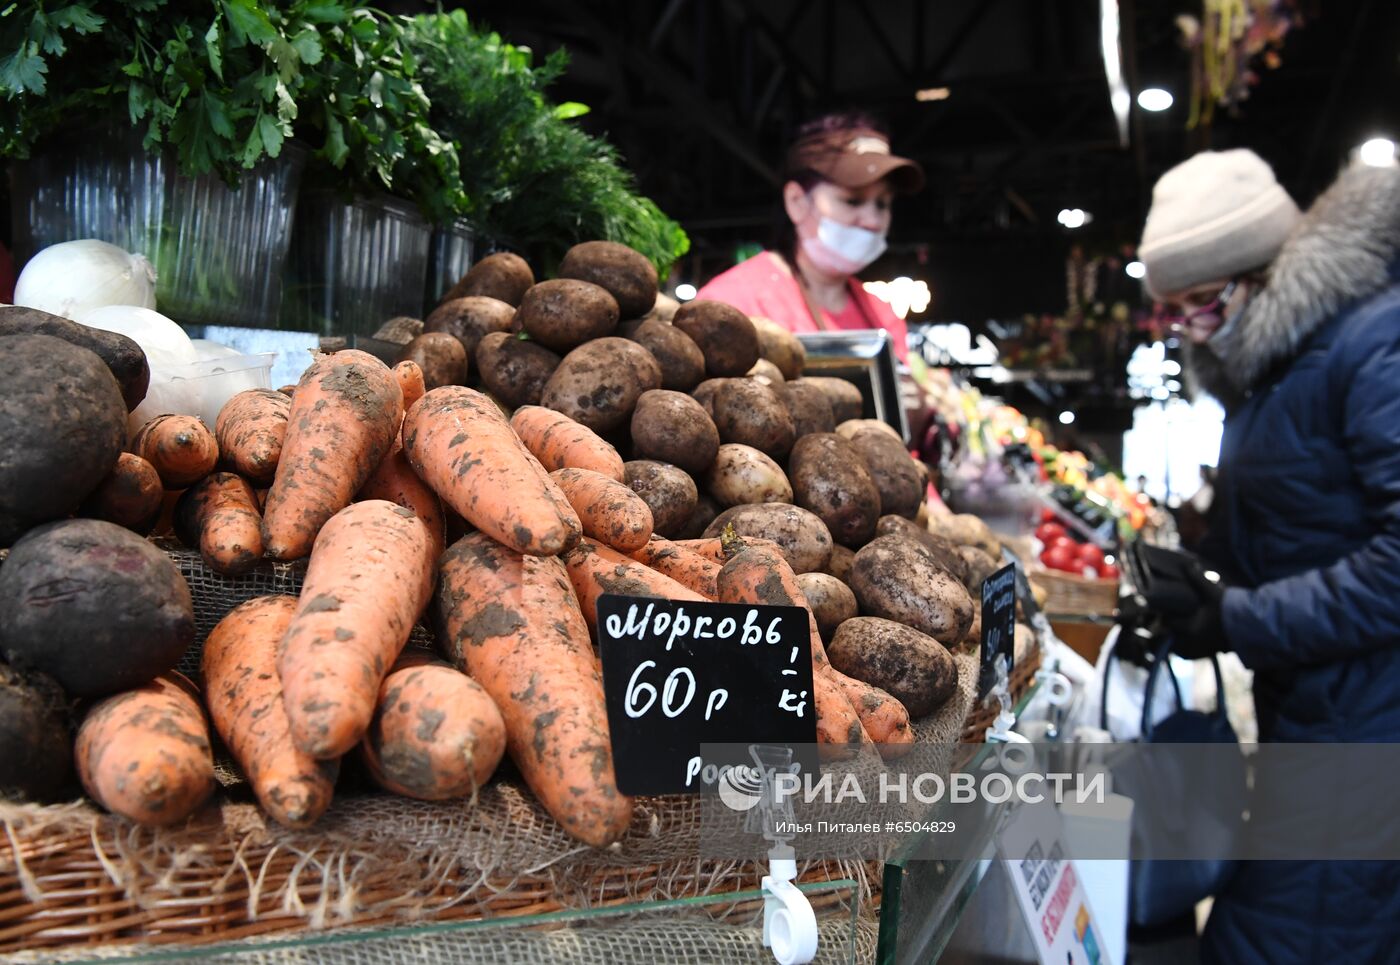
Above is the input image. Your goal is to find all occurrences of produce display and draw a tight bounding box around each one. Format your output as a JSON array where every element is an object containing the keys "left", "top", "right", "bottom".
[{"left": 0, "top": 238, "right": 1030, "bottom": 864}]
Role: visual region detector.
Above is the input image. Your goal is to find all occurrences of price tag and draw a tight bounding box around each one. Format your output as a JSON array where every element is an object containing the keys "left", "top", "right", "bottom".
[
  {"left": 597, "top": 594, "right": 817, "bottom": 795},
  {"left": 978, "top": 563, "right": 1018, "bottom": 699}
]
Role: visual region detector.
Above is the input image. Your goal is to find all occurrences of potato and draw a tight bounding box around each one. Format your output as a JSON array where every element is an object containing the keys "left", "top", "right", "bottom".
[
  {"left": 712, "top": 378, "right": 797, "bottom": 461},
  {"left": 692, "top": 378, "right": 726, "bottom": 419},
  {"left": 675, "top": 493, "right": 720, "bottom": 540},
  {"left": 371, "top": 315, "right": 425, "bottom": 346},
  {"left": 825, "top": 544, "right": 855, "bottom": 583},
  {"left": 0, "top": 519, "right": 195, "bottom": 697},
  {"left": 541, "top": 337, "right": 663, "bottom": 432},
  {"left": 0, "top": 306, "right": 149, "bottom": 410},
  {"left": 849, "top": 535, "right": 974, "bottom": 645},
  {"left": 397, "top": 332, "right": 468, "bottom": 389},
  {"left": 441, "top": 252, "right": 534, "bottom": 307},
  {"left": 631, "top": 319, "right": 706, "bottom": 391},
  {"left": 424, "top": 296, "right": 516, "bottom": 357},
  {"left": 788, "top": 433, "right": 881, "bottom": 547},
  {"left": 475, "top": 332, "right": 561, "bottom": 410},
  {"left": 517, "top": 279, "right": 620, "bottom": 351},
  {"left": 747, "top": 358, "right": 785, "bottom": 384},
  {"left": 797, "top": 573, "right": 858, "bottom": 642},
  {"left": 672, "top": 300, "right": 760, "bottom": 377},
  {"left": 0, "top": 661, "right": 72, "bottom": 802},
  {"left": 705, "top": 504, "right": 833, "bottom": 574},
  {"left": 624, "top": 460, "right": 697, "bottom": 538},
  {"left": 631, "top": 390, "right": 719, "bottom": 474},
  {"left": 846, "top": 427, "right": 922, "bottom": 519},
  {"left": 645, "top": 292, "right": 680, "bottom": 322},
  {"left": 558, "top": 240, "right": 658, "bottom": 319},
  {"left": 828, "top": 617, "right": 958, "bottom": 717},
  {"left": 751, "top": 317, "right": 806, "bottom": 381},
  {"left": 705, "top": 444, "right": 793, "bottom": 507},
  {"left": 836, "top": 418, "right": 902, "bottom": 443},
  {"left": 1, "top": 334, "right": 127, "bottom": 545},
  {"left": 928, "top": 512, "right": 1002, "bottom": 558},
  {"left": 958, "top": 545, "right": 1003, "bottom": 595},
  {"left": 794, "top": 376, "right": 864, "bottom": 423},
  {"left": 961, "top": 608, "right": 982, "bottom": 650},
  {"left": 876, "top": 516, "right": 969, "bottom": 584},
  {"left": 777, "top": 381, "right": 836, "bottom": 437}
]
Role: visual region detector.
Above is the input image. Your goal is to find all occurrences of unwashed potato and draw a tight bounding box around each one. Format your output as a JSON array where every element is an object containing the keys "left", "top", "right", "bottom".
[
  {"left": 847, "top": 427, "right": 923, "bottom": 519},
  {"left": 371, "top": 315, "right": 424, "bottom": 346},
  {"left": 825, "top": 544, "right": 855, "bottom": 583},
  {"left": 541, "top": 337, "right": 662, "bottom": 432},
  {"left": 849, "top": 536, "right": 974, "bottom": 645},
  {"left": 957, "top": 545, "right": 1002, "bottom": 596},
  {"left": 397, "top": 332, "right": 468, "bottom": 389},
  {"left": 961, "top": 609, "right": 982, "bottom": 651},
  {"left": 794, "top": 377, "right": 864, "bottom": 423},
  {"left": 558, "top": 241, "right": 658, "bottom": 319},
  {"left": 0, "top": 661, "right": 73, "bottom": 802},
  {"left": 836, "top": 419, "right": 902, "bottom": 443},
  {"left": 691, "top": 378, "right": 726, "bottom": 419},
  {"left": 517, "top": 279, "right": 620, "bottom": 352},
  {"left": 797, "top": 573, "right": 858, "bottom": 642},
  {"left": 777, "top": 381, "right": 836, "bottom": 437},
  {"left": 711, "top": 378, "right": 796, "bottom": 461},
  {"left": 705, "top": 444, "right": 792, "bottom": 507},
  {"left": 751, "top": 317, "right": 806, "bottom": 381},
  {"left": 424, "top": 296, "right": 516, "bottom": 357},
  {"left": 672, "top": 300, "right": 760, "bottom": 377},
  {"left": 928, "top": 512, "right": 1001, "bottom": 558},
  {"left": 788, "top": 433, "right": 881, "bottom": 547},
  {"left": 0, "top": 306, "right": 149, "bottom": 411},
  {"left": 747, "top": 358, "right": 785, "bottom": 384},
  {"left": 475, "top": 332, "right": 561, "bottom": 410},
  {"left": 828, "top": 617, "right": 958, "bottom": 717},
  {"left": 876, "top": 516, "right": 969, "bottom": 584},
  {"left": 631, "top": 390, "right": 719, "bottom": 474},
  {"left": 631, "top": 319, "right": 706, "bottom": 391},
  {"left": 703, "top": 503, "right": 833, "bottom": 574},
  {"left": 676, "top": 493, "right": 720, "bottom": 540},
  {"left": 441, "top": 252, "right": 534, "bottom": 307},
  {"left": 624, "top": 460, "right": 697, "bottom": 538}
]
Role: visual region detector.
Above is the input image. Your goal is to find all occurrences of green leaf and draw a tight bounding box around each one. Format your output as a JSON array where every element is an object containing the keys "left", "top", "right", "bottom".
[
  {"left": 290, "top": 28, "right": 322, "bottom": 66},
  {"left": 301, "top": 4, "right": 348, "bottom": 24},
  {"left": 323, "top": 109, "right": 348, "bottom": 166},
  {"left": 552, "top": 101, "right": 589, "bottom": 120},
  {"left": 128, "top": 81, "right": 153, "bottom": 122},
  {"left": 221, "top": 0, "right": 277, "bottom": 46},
  {"left": 258, "top": 111, "right": 282, "bottom": 157},
  {"left": 205, "top": 20, "right": 223, "bottom": 80},
  {"left": 49, "top": 5, "right": 105, "bottom": 34},
  {"left": 204, "top": 91, "right": 234, "bottom": 138},
  {"left": 240, "top": 116, "right": 263, "bottom": 165},
  {"left": 0, "top": 41, "right": 46, "bottom": 96}
]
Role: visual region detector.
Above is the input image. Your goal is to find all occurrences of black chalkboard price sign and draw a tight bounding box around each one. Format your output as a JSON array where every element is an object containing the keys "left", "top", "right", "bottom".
[
  {"left": 978, "top": 563, "right": 1019, "bottom": 700},
  {"left": 597, "top": 594, "right": 817, "bottom": 795}
]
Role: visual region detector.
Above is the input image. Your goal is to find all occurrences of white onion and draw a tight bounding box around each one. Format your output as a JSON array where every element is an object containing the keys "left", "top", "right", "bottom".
[
  {"left": 13, "top": 240, "right": 157, "bottom": 320},
  {"left": 80, "top": 305, "right": 197, "bottom": 369}
]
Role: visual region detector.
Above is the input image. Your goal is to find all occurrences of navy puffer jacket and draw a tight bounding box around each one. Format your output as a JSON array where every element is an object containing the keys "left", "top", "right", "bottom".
[{"left": 1186, "top": 162, "right": 1400, "bottom": 964}]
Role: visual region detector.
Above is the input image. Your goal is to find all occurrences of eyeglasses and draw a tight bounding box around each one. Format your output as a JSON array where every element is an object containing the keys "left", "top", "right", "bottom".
[{"left": 1160, "top": 280, "right": 1239, "bottom": 332}]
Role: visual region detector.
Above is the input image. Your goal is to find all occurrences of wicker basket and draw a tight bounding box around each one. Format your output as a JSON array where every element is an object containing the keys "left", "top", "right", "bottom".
[
  {"left": 1032, "top": 567, "right": 1119, "bottom": 619},
  {"left": 958, "top": 645, "right": 1043, "bottom": 745}
]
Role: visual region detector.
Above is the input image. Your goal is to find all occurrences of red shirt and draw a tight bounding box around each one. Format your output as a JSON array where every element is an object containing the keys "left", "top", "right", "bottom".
[{"left": 696, "top": 252, "right": 910, "bottom": 363}]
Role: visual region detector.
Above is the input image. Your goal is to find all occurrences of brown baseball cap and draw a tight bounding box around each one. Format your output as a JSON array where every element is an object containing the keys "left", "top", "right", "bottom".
[{"left": 786, "top": 126, "right": 925, "bottom": 194}]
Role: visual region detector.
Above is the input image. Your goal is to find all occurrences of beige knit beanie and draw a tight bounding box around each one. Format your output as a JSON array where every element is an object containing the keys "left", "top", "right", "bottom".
[{"left": 1138, "top": 149, "right": 1302, "bottom": 299}]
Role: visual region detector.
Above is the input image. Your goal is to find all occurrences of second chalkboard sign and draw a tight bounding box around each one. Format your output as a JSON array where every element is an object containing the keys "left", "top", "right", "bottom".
[{"left": 978, "top": 563, "right": 1018, "bottom": 700}]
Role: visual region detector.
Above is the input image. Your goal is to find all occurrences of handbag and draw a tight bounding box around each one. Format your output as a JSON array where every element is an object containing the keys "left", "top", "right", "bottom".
[{"left": 1101, "top": 636, "right": 1245, "bottom": 927}]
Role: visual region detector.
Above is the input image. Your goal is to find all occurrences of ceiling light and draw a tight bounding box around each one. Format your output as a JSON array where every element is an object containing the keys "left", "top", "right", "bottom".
[
  {"left": 1360, "top": 138, "right": 1397, "bottom": 168},
  {"left": 674, "top": 283, "right": 697, "bottom": 301},
  {"left": 1126, "top": 260, "right": 1146, "bottom": 279},
  {"left": 1057, "top": 208, "right": 1091, "bottom": 229},
  {"left": 1136, "top": 88, "right": 1174, "bottom": 112},
  {"left": 1058, "top": 411, "right": 1076, "bottom": 425},
  {"left": 915, "top": 87, "right": 951, "bottom": 102}
]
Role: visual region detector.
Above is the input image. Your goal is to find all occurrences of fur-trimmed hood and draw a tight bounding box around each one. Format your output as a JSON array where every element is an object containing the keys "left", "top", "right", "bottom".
[{"left": 1186, "top": 162, "right": 1400, "bottom": 408}]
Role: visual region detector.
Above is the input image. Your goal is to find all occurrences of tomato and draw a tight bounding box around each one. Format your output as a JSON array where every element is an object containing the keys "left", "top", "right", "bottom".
[
  {"left": 1098, "top": 562, "right": 1121, "bottom": 581},
  {"left": 1076, "top": 543, "right": 1105, "bottom": 568},
  {"left": 1040, "top": 508, "right": 1058, "bottom": 525},
  {"left": 1035, "top": 522, "right": 1067, "bottom": 544},
  {"left": 1050, "top": 535, "right": 1079, "bottom": 553},
  {"left": 1040, "top": 544, "right": 1078, "bottom": 572}
]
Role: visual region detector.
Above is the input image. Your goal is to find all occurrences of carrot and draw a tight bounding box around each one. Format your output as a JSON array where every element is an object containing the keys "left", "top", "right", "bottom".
[
  {"left": 550, "top": 468, "right": 654, "bottom": 553},
  {"left": 278, "top": 500, "right": 435, "bottom": 759},
  {"left": 360, "top": 650, "right": 506, "bottom": 800},
  {"left": 829, "top": 669, "right": 914, "bottom": 755},
  {"left": 716, "top": 543, "right": 872, "bottom": 749},
  {"left": 131, "top": 414, "right": 219, "bottom": 489},
  {"left": 434, "top": 532, "right": 633, "bottom": 846},
  {"left": 203, "top": 596, "right": 338, "bottom": 828},
  {"left": 392, "top": 359, "right": 427, "bottom": 414},
  {"left": 630, "top": 537, "right": 721, "bottom": 599},
  {"left": 215, "top": 388, "right": 291, "bottom": 485},
  {"left": 357, "top": 439, "right": 446, "bottom": 563},
  {"left": 510, "top": 405, "right": 626, "bottom": 481},
  {"left": 402, "top": 387, "right": 580, "bottom": 557},
  {"left": 75, "top": 672, "right": 215, "bottom": 826},
  {"left": 262, "top": 350, "right": 403, "bottom": 561},
  {"left": 671, "top": 535, "right": 783, "bottom": 566},
  {"left": 79, "top": 451, "right": 163, "bottom": 534},
  {"left": 563, "top": 537, "right": 707, "bottom": 635},
  {"left": 277, "top": 384, "right": 297, "bottom": 396},
  {"left": 175, "top": 472, "right": 264, "bottom": 575}
]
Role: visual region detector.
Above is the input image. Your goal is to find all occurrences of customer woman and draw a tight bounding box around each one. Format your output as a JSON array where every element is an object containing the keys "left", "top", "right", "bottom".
[
  {"left": 1137, "top": 148, "right": 1400, "bottom": 964},
  {"left": 695, "top": 112, "right": 923, "bottom": 363}
]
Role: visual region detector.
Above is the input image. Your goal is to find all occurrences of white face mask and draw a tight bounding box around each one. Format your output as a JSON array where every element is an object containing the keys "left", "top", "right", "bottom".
[{"left": 801, "top": 216, "right": 888, "bottom": 276}]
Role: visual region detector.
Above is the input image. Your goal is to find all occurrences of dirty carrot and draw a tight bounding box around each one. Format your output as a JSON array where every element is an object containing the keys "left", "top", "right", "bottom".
[
  {"left": 79, "top": 451, "right": 163, "bottom": 534},
  {"left": 550, "top": 468, "right": 654, "bottom": 553},
  {"left": 357, "top": 438, "right": 446, "bottom": 563},
  {"left": 828, "top": 669, "right": 914, "bottom": 755},
  {"left": 563, "top": 537, "right": 707, "bottom": 635},
  {"left": 131, "top": 414, "right": 219, "bottom": 489},
  {"left": 630, "top": 537, "right": 721, "bottom": 599},
  {"left": 392, "top": 359, "right": 427, "bottom": 414},
  {"left": 510, "top": 406, "right": 626, "bottom": 481},
  {"left": 215, "top": 388, "right": 291, "bottom": 485},
  {"left": 175, "top": 472, "right": 264, "bottom": 575}
]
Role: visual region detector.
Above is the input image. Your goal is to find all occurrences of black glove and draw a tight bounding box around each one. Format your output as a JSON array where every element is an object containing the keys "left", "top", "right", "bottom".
[{"left": 1140, "top": 552, "right": 1229, "bottom": 660}]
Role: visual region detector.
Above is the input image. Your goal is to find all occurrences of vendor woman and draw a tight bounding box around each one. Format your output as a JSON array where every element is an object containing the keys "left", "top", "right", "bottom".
[{"left": 696, "top": 112, "right": 924, "bottom": 363}]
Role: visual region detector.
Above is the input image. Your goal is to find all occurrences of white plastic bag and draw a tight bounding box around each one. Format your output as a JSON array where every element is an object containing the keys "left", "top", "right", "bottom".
[{"left": 1093, "top": 625, "right": 1197, "bottom": 741}]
